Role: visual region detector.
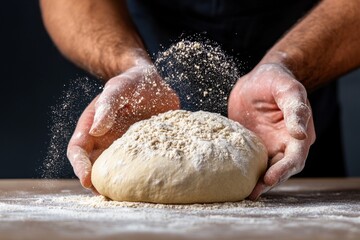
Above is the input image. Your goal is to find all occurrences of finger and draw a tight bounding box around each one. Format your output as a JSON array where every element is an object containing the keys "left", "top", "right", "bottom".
[
  {"left": 90, "top": 185, "right": 100, "bottom": 195},
  {"left": 274, "top": 81, "right": 311, "bottom": 140},
  {"left": 247, "top": 180, "right": 272, "bottom": 201},
  {"left": 90, "top": 77, "right": 135, "bottom": 136},
  {"left": 249, "top": 140, "right": 309, "bottom": 200},
  {"left": 89, "top": 102, "right": 117, "bottom": 136},
  {"left": 67, "top": 145, "right": 93, "bottom": 188},
  {"left": 263, "top": 139, "right": 309, "bottom": 187},
  {"left": 67, "top": 101, "right": 96, "bottom": 188}
]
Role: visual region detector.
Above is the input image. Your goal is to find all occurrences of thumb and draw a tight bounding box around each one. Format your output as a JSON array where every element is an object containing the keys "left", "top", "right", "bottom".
[
  {"left": 67, "top": 146, "right": 93, "bottom": 188},
  {"left": 89, "top": 81, "right": 133, "bottom": 136},
  {"left": 89, "top": 102, "right": 118, "bottom": 137},
  {"left": 275, "top": 81, "right": 311, "bottom": 140}
]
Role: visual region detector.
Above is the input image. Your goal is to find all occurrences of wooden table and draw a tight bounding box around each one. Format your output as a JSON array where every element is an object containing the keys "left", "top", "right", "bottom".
[{"left": 1, "top": 178, "right": 359, "bottom": 240}]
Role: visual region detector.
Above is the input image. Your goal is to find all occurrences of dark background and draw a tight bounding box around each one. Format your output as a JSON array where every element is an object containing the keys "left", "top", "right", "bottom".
[
  {"left": 0, "top": 1, "right": 99, "bottom": 179},
  {"left": 1, "top": 1, "right": 359, "bottom": 179}
]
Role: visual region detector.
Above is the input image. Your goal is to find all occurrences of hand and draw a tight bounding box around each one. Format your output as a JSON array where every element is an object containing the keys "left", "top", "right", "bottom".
[
  {"left": 228, "top": 63, "right": 316, "bottom": 200},
  {"left": 67, "top": 63, "right": 180, "bottom": 189}
]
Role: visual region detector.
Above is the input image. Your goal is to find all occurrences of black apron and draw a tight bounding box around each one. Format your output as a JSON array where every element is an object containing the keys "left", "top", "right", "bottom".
[{"left": 127, "top": 0, "right": 346, "bottom": 177}]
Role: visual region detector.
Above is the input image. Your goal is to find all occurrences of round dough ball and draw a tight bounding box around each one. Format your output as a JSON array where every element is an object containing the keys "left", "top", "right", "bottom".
[{"left": 91, "top": 110, "right": 267, "bottom": 204}]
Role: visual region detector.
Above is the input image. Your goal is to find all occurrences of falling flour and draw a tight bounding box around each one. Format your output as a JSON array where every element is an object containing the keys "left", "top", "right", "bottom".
[
  {"left": 41, "top": 77, "right": 101, "bottom": 179},
  {"left": 42, "top": 39, "right": 242, "bottom": 179},
  {"left": 155, "top": 39, "right": 242, "bottom": 115}
]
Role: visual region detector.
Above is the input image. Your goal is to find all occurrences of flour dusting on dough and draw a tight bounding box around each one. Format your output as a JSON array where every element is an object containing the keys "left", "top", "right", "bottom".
[{"left": 92, "top": 110, "right": 267, "bottom": 204}]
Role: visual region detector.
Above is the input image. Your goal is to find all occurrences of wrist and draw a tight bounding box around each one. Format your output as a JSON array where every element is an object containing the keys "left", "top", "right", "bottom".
[
  {"left": 259, "top": 49, "right": 305, "bottom": 79},
  {"left": 259, "top": 48, "right": 320, "bottom": 91},
  {"left": 96, "top": 48, "right": 152, "bottom": 81}
]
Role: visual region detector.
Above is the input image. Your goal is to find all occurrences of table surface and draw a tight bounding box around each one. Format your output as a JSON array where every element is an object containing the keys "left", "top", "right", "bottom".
[{"left": 1, "top": 178, "right": 359, "bottom": 240}]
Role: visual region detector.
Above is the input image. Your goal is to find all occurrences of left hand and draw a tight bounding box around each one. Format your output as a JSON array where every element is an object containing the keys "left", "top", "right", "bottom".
[
  {"left": 67, "top": 64, "right": 180, "bottom": 189},
  {"left": 228, "top": 63, "right": 316, "bottom": 200}
]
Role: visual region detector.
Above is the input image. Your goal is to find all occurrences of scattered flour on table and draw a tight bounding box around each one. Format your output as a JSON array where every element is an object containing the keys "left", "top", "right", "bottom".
[
  {"left": 50, "top": 195, "right": 265, "bottom": 210},
  {"left": 1, "top": 189, "right": 360, "bottom": 239}
]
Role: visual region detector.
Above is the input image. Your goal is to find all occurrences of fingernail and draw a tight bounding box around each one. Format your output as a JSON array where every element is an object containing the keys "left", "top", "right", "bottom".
[
  {"left": 84, "top": 182, "right": 93, "bottom": 189},
  {"left": 249, "top": 185, "right": 271, "bottom": 201},
  {"left": 89, "top": 114, "right": 101, "bottom": 135},
  {"left": 299, "top": 124, "right": 307, "bottom": 138},
  {"left": 250, "top": 192, "right": 263, "bottom": 201},
  {"left": 89, "top": 104, "right": 114, "bottom": 136},
  {"left": 89, "top": 124, "right": 98, "bottom": 135},
  {"left": 89, "top": 113, "right": 106, "bottom": 135},
  {"left": 259, "top": 186, "right": 272, "bottom": 197},
  {"left": 81, "top": 172, "right": 93, "bottom": 189}
]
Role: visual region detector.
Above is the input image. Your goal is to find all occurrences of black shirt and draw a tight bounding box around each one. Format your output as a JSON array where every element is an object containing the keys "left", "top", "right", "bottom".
[{"left": 127, "top": 0, "right": 346, "bottom": 177}]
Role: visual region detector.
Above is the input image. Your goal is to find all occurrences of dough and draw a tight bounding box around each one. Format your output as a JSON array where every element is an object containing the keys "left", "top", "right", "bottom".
[{"left": 91, "top": 110, "right": 267, "bottom": 204}]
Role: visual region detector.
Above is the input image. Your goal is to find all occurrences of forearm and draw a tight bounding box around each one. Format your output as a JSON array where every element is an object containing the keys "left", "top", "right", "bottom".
[
  {"left": 40, "top": 0, "right": 150, "bottom": 80},
  {"left": 260, "top": 0, "right": 360, "bottom": 91}
]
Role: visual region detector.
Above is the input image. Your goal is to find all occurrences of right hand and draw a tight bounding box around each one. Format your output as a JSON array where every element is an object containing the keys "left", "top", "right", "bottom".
[
  {"left": 67, "top": 62, "right": 180, "bottom": 189},
  {"left": 228, "top": 63, "right": 316, "bottom": 200}
]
